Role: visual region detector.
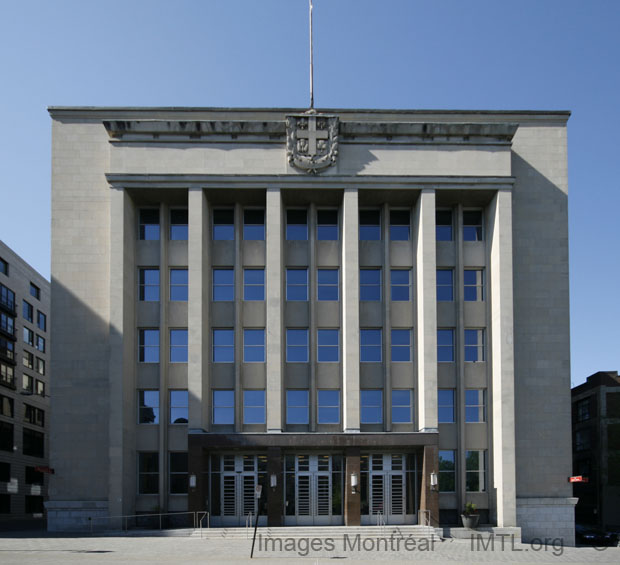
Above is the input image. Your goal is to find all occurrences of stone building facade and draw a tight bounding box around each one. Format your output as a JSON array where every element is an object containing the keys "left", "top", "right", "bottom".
[
  {"left": 0, "top": 240, "right": 51, "bottom": 527},
  {"left": 47, "top": 107, "right": 575, "bottom": 543}
]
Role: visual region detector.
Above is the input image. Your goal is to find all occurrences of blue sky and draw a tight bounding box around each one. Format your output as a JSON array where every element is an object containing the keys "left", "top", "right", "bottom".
[{"left": 1, "top": 0, "right": 618, "bottom": 385}]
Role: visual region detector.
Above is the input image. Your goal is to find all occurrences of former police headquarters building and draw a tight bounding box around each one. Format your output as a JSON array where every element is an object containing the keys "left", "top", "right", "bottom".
[{"left": 46, "top": 106, "right": 576, "bottom": 543}]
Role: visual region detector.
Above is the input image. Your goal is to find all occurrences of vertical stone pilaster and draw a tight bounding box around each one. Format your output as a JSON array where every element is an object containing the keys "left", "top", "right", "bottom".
[
  {"left": 108, "top": 187, "right": 134, "bottom": 521},
  {"left": 489, "top": 189, "right": 517, "bottom": 527},
  {"left": 344, "top": 448, "right": 361, "bottom": 526},
  {"left": 266, "top": 447, "right": 283, "bottom": 526},
  {"left": 419, "top": 445, "right": 439, "bottom": 526},
  {"left": 158, "top": 203, "right": 169, "bottom": 511},
  {"left": 415, "top": 189, "right": 437, "bottom": 432},
  {"left": 342, "top": 188, "right": 360, "bottom": 432},
  {"left": 266, "top": 188, "right": 283, "bottom": 432},
  {"left": 188, "top": 188, "right": 209, "bottom": 431}
]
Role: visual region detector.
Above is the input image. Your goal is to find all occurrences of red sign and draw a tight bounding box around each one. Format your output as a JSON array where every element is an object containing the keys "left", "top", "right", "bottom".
[
  {"left": 35, "top": 466, "right": 55, "bottom": 475},
  {"left": 569, "top": 475, "right": 588, "bottom": 483}
]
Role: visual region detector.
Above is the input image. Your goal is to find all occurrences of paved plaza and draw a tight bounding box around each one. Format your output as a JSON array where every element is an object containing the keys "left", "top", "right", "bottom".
[{"left": 0, "top": 531, "right": 618, "bottom": 564}]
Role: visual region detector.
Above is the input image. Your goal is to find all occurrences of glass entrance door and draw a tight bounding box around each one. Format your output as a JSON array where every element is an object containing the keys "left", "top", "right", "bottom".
[
  {"left": 361, "top": 454, "right": 417, "bottom": 525},
  {"left": 284, "top": 454, "right": 343, "bottom": 526},
  {"left": 209, "top": 454, "right": 267, "bottom": 527}
]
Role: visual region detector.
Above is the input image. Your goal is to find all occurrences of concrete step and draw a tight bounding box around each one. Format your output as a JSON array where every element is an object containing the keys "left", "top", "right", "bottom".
[{"left": 195, "top": 525, "right": 441, "bottom": 540}]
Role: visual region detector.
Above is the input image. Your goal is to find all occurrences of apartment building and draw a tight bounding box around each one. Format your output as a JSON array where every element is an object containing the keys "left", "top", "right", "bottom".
[{"left": 0, "top": 240, "right": 50, "bottom": 527}]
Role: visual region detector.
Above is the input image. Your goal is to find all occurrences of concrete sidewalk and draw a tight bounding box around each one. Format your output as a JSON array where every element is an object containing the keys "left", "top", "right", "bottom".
[{"left": 0, "top": 531, "right": 618, "bottom": 564}]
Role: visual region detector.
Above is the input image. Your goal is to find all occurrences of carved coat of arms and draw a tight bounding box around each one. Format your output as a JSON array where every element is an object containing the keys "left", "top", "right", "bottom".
[{"left": 286, "top": 113, "right": 339, "bottom": 174}]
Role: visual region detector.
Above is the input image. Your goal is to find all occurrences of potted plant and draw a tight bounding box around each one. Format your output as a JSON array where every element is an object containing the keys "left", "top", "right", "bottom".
[{"left": 461, "top": 502, "right": 479, "bottom": 529}]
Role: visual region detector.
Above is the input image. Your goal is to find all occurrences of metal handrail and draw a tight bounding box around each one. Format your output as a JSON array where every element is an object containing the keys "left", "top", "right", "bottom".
[
  {"left": 198, "top": 511, "right": 210, "bottom": 538},
  {"left": 88, "top": 510, "right": 198, "bottom": 533},
  {"left": 245, "top": 512, "right": 254, "bottom": 539},
  {"left": 375, "top": 510, "right": 385, "bottom": 535}
]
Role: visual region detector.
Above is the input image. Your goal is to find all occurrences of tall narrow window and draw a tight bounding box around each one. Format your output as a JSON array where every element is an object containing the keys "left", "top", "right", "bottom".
[
  {"left": 317, "top": 269, "right": 338, "bottom": 301},
  {"left": 438, "top": 389, "right": 455, "bottom": 423},
  {"left": 464, "top": 329, "right": 485, "bottom": 362},
  {"left": 138, "top": 453, "right": 159, "bottom": 494},
  {"left": 139, "top": 329, "right": 160, "bottom": 363},
  {"left": 391, "top": 329, "right": 412, "bottom": 362},
  {"left": 213, "top": 390, "right": 234, "bottom": 424},
  {"left": 170, "top": 268, "right": 188, "bottom": 301},
  {"left": 37, "top": 311, "right": 46, "bottom": 332},
  {"left": 243, "top": 209, "right": 265, "bottom": 240},
  {"left": 170, "top": 329, "right": 188, "bottom": 363},
  {"left": 286, "top": 210, "right": 308, "bottom": 240},
  {"left": 0, "top": 285, "right": 14, "bottom": 312},
  {"left": 139, "top": 268, "right": 159, "bottom": 301},
  {"left": 463, "top": 211, "right": 483, "bottom": 241},
  {"left": 390, "top": 210, "right": 410, "bottom": 240},
  {"left": 243, "top": 329, "right": 265, "bottom": 363},
  {"left": 213, "top": 209, "right": 234, "bottom": 240},
  {"left": 286, "top": 329, "right": 309, "bottom": 362},
  {"left": 243, "top": 269, "right": 264, "bottom": 301},
  {"left": 438, "top": 450, "right": 456, "bottom": 492},
  {"left": 465, "top": 389, "right": 486, "bottom": 423},
  {"left": 243, "top": 390, "right": 266, "bottom": 424},
  {"left": 466, "top": 451, "right": 487, "bottom": 492},
  {"left": 0, "top": 258, "right": 7, "bottom": 276},
  {"left": 286, "top": 269, "right": 308, "bottom": 301},
  {"left": 360, "top": 329, "right": 382, "bottom": 362},
  {"left": 317, "top": 390, "right": 340, "bottom": 424},
  {"left": 0, "top": 422, "right": 13, "bottom": 452},
  {"left": 286, "top": 390, "right": 309, "bottom": 424},
  {"left": 35, "top": 335, "right": 45, "bottom": 353},
  {"left": 23, "top": 300, "right": 33, "bottom": 322},
  {"left": 0, "top": 395, "right": 14, "bottom": 418},
  {"left": 436, "top": 210, "right": 453, "bottom": 241},
  {"left": 391, "top": 390, "right": 413, "bottom": 424},
  {"left": 0, "top": 314, "right": 14, "bottom": 337},
  {"left": 360, "top": 390, "right": 383, "bottom": 424},
  {"left": 436, "top": 269, "right": 454, "bottom": 301},
  {"left": 213, "top": 329, "right": 234, "bottom": 363},
  {"left": 317, "top": 210, "right": 338, "bottom": 240},
  {"left": 138, "top": 390, "right": 159, "bottom": 424},
  {"left": 23, "top": 327, "right": 33, "bottom": 346},
  {"left": 437, "top": 329, "right": 455, "bottom": 362},
  {"left": 139, "top": 209, "right": 160, "bottom": 240},
  {"left": 317, "top": 329, "right": 339, "bottom": 362},
  {"left": 170, "top": 209, "right": 188, "bottom": 240},
  {"left": 359, "top": 210, "right": 381, "bottom": 240},
  {"left": 169, "top": 453, "right": 188, "bottom": 494},
  {"left": 360, "top": 269, "right": 381, "bottom": 301},
  {"left": 390, "top": 270, "right": 411, "bottom": 301},
  {"left": 170, "top": 390, "right": 188, "bottom": 424},
  {"left": 464, "top": 269, "right": 484, "bottom": 301},
  {"left": 213, "top": 269, "right": 234, "bottom": 301}
]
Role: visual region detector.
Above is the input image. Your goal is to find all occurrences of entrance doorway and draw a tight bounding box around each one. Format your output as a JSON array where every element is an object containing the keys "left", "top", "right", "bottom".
[
  {"left": 361, "top": 454, "right": 418, "bottom": 525},
  {"left": 284, "top": 454, "right": 344, "bottom": 526},
  {"left": 208, "top": 454, "right": 267, "bottom": 527}
]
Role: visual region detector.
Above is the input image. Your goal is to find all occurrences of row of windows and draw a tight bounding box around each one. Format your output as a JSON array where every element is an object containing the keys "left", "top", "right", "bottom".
[
  {"left": 0, "top": 422, "right": 44, "bottom": 457},
  {"left": 138, "top": 208, "right": 485, "bottom": 243},
  {"left": 439, "top": 449, "right": 487, "bottom": 492},
  {"left": 138, "top": 266, "right": 484, "bottom": 304},
  {"left": 22, "top": 352, "right": 46, "bottom": 375},
  {"left": 22, "top": 301, "right": 46, "bottom": 331},
  {"left": 202, "top": 388, "right": 487, "bottom": 426},
  {"left": 0, "top": 396, "right": 45, "bottom": 427},
  {"left": 0, "top": 462, "right": 45, "bottom": 485},
  {"left": 206, "top": 389, "right": 415, "bottom": 426},
  {"left": 137, "top": 327, "right": 485, "bottom": 364},
  {"left": 23, "top": 328, "right": 45, "bottom": 353},
  {"left": 138, "top": 390, "right": 188, "bottom": 424},
  {"left": 0, "top": 494, "right": 45, "bottom": 515},
  {"left": 138, "top": 452, "right": 188, "bottom": 495}
]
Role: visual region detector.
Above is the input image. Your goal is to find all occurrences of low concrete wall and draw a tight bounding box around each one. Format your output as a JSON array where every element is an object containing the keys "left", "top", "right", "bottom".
[
  {"left": 45, "top": 500, "right": 109, "bottom": 532},
  {"left": 517, "top": 497, "right": 577, "bottom": 547}
]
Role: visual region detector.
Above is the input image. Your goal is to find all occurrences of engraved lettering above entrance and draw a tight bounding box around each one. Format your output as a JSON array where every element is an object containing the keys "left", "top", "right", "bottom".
[{"left": 286, "top": 113, "right": 339, "bottom": 174}]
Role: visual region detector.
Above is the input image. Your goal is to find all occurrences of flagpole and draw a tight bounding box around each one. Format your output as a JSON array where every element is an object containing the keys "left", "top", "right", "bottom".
[{"left": 309, "top": 0, "right": 314, "bottom": 109}]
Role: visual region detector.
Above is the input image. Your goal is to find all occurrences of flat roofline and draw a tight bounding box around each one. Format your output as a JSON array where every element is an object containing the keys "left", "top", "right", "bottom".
[{"left": 48, "top": 105, "right": 571, "bottom": 116}]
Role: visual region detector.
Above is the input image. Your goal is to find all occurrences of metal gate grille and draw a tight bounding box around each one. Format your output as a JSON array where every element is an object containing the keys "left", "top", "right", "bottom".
[
  {"left": 316, "top": 475, "right": 330, "bottom": 516},
  {"left": 223, "top": 475, "right": 236, "bottom": 516},
  {"left": 371, "top": 474, "right": 384, "bottom": 514},
  {"left": 297, "top": 475, "right": 311, "bottom": 516}
]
